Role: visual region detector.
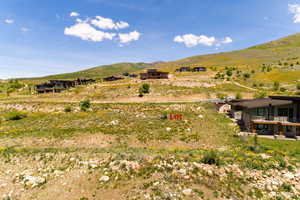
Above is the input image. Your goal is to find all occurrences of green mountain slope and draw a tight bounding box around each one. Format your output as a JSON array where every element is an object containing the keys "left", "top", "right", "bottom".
[
  {"left": 155, "top": 33, "right": 300, "bottom": 71},
  {"left": 35, "top": 62, "right": 150, "bottom": 80},
  {"left": 26, "top": 33, "right": 300, "bottom": 81}
]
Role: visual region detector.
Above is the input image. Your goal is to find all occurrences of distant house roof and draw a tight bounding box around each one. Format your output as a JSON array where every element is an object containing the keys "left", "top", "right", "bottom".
[
  {"left": 103, "top": 76, "right": 123, "bottom": 81},
  {"left": 147, "top": 69, "right": 158, "bottom": 73},
  {"left": 229, "top": 98, "right": 292, "bottom": 109}
]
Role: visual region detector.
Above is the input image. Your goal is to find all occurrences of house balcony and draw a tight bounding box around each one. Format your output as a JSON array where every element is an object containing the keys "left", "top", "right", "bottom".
[{"left": 251, "top": 116, "right": 290, "bottom": 122}]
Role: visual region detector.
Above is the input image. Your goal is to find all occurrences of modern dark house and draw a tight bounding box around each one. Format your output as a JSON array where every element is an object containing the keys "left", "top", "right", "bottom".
[
  {"left": 75, "top": 78, "right": 96, "bottom": 85},
  {"left": 229, "top": 96, "right": 300, "bottom": 138},
  {"left": 192, "top": 67, "right": 207, "bottom": 72},
  {"left": 36, "top": 82, "right": 63, "bottom": 93},
  {"left": 35, "top": 78, "right": 96, "bottom": 93},
  {"left": 128, "top": 73, "right": 138, "bottom": 78},
  {"left": 175, "top": 66, "right": 207, "bottom": 72},
  {"left": 123, "top": 72, "right": 138, "bottom": 78},
  {"left": 140, "top": 69, "right": 169, "bottom": 80},
  {"left": 103, "top": 76, "right": 124, "bottom": 82},
  {"left": 175, "top": 67, "right": 191, "bottom": 72},
  {"left": 49, "top": 80, "right": 76, "bottom": 88}
]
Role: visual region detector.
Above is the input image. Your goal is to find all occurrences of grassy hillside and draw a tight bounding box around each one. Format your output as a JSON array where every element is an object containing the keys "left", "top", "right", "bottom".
[
  {"left": 155, "top": 33, "right": 300, "bottom": 72},
  {"left": 35, "top": 62, "right": 150, "bottom": 80},
  {"left": 0, "top": 102, "right": 299, "bottom": 199}
]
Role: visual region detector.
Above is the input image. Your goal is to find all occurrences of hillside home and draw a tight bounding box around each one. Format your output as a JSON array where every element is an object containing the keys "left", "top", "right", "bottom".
[
  {"left": 175, "top": 67, "right": 191, "bottom": 72},
  {"left": 123, "top": 72, "right": 138, "bottom": 78},
  {"left": 35, "top": 78, "right": 96, "bottom": 93},
  {"left": 36, "top": 82, "right": 63, "bottom": 93},
  {"left": 175, "top": 66, "right": 207, "bottom": 72},
  {"left": 129, "top": 73, "right": 138, "bottom": 78},
  {"left": 103, "top": 76, "right": 124, "bottom": 82},
  {"left": 229, "top": 96, "right": 300, "bottom": 138},
  {"left": 140, "top": 69, "right": 169, "bottom": 80},
  {"left": 192, "top": 67, "right": 207, "bottom": 72},
  {"left": 49, "top": 80, "right": 76, "bottom": 88},
  {"left": 75, "top": 78, "right": 96, "bottom": 85}
]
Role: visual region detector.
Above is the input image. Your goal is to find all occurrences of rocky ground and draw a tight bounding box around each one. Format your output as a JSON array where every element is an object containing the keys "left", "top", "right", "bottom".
[
  {"left": 0, "top": 102, "right": 299, "bottom": 200},
  {"left": 0, "top": 149, "right": 299, "bottom": 200}
]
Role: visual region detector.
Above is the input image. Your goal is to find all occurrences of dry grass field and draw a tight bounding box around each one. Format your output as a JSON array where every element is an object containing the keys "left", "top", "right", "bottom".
[{"left": 0, "top": 101, "right": 299, "bottom": 199}]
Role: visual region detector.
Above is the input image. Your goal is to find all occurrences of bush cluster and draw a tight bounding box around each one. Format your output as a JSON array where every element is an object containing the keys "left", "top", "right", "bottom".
[{"left": 4, "top": 111, "right": 27, "bottom": 121}]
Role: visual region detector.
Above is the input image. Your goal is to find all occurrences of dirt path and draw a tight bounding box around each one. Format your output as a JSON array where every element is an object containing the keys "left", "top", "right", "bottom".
[
  {"left": 232, "top": 81, "right": 257, "bottom": 91},
  {"left": 0, "top": 94, "right": 212, "bottom": 104}
]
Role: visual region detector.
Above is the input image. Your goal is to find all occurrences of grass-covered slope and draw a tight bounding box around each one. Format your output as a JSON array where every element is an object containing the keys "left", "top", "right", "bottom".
[
  {"left": 155, "top": 33, "right": 300, "bottom": 71},
  {"left": 36, "top": 62, "right": 150, "bottom": 80},
  {"left": 0, "top": 102, "right": 299, "bottom": 199}
]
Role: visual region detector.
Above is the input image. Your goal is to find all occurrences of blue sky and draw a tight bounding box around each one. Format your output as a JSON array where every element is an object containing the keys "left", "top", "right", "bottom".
[{"left": 1, "top": 0, "right": 300, "bottom": 78}]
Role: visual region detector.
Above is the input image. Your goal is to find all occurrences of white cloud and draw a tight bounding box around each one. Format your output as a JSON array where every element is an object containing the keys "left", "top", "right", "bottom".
[
  {"left": 91, "top": 16, "right": 129, "bottom": 30},
  {"left": 64, "top": 22, "right": 116, "bottom": 42},
  {"left": 21, "top": 27, "right": 29, "bottom": 32},
  {"left": 4, "top": 19, "right": 14, "bottom": 24},
  {"left": 70, "top": 12, "right": 80, "bottom": 17},
  {"left": 221, "top": 36, "right": 233, "bottom": 44},
  {"left": 174, "top": 34, "right": 216, "bottom": 47},
  {"left": 118, "top": 31, "right": 141, "bottom": 44},
  {"left": 64, "top": 14, "right": 139, "bottom": 45},
  {"left": 174, "top": 34, "right": 232, "bottom": 48},
  {"left": 289, "top": 4, "right": 300, "bottom": 23}
]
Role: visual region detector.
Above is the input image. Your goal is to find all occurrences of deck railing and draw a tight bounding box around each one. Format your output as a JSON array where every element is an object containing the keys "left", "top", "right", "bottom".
[{"left": 252, "top": 116, "right": 289, "bottom": 122}]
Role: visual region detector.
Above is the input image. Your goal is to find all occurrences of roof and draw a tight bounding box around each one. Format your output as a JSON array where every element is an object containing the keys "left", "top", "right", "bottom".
[
  {"left": 229, "top": 98, "right": 292, "bottom": 109},
  {"left": 270, "top": 96, "right": 300, "bottom": 101}
]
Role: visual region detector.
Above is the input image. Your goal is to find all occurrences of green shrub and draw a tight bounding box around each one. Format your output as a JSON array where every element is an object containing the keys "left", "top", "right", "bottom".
[
  {"left": 8, "top": 80, "right": 23, "bottom": 89},
  {"left": 138, "top": 83, "right": 150, "bottom": 97},
  {"left": 254, "top": 92, "right": 267, "bottom": 98},
  {"left": 201, "top": 150, "right": 221, "bottom": 166},
  {"left": 281, "top": 183, "right": 292, "bottom": 192},
  {"left": 4, "top": 111, "right": 27, "bottom": 121},
  {"left": 160, "top": 113, "right": 168, "bottom": 120},
  {"left": 141, "top": 83, "right": 150, "bottom": 93},
  {"left": 279, "top": 87, "right": 287, "bottom": 92},
  {"left": 235, "top": 93, "right": 242, "bottom": 99},
  {"left": 226, "top": 70, "right": 232, "bottom": 77},
  {"left": 64, "top": 106, "right": 72, "bottom": 113},
  {"left": 273, "top": 81, "right": 280, "bottom": 91},
  {"left": 138, "top": 87, "right": 144, "bottom": 97},
  {"left": 243, "top": 73, "right": 250, "bottom": 79},
  {"left": 79, "top": 100, "right": 91, "bottom": 111},
  {"left": 217, "top": 93, "right": 226, "bottom": 100}
]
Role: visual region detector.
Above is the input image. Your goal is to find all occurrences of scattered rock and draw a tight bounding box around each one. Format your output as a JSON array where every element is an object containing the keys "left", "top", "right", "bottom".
[
  {"left": 182, "top": 188, "right": 192, "bottom": 196},
  {"left": 22, "top": 175, "right": 46, "bottom": 188},
  {"left": 99, "top": 175, "right": 110, "bottom": 182}
]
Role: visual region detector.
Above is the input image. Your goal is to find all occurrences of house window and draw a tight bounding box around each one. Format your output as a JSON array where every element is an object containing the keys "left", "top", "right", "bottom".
[
  {"left": 278, "top": 108, "right": 289, "bottom": 117},
  {"left": 256, "top": 108, "right": 265, "bottom": 116},
  {"left": 285, "top": 126, "right": 293, "bottom": 132},
  {"left": 256, "top": 124, "right": 268, "bottom": 130}
]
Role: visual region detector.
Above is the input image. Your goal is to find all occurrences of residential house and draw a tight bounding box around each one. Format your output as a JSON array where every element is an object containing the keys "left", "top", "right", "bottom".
[
  {"left": 175, "top": 67, "right": 191, "bottom": 72},
  {"left": 103, "top": 76, "right": 124, "bottom": 82},
  {"left": 35, "top": 78, "right": 96, "bottom": 93},
  {"left": 192, "top": 67, "right": 207, "bottom": 72},
  {"left": 229, "top": 96, "right": 300, "bottom": 138},
  {"left": 140, "top": 69, "right": 169, "bottom": 80}
]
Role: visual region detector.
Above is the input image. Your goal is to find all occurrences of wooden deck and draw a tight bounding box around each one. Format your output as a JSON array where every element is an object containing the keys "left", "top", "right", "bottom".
[{"left": 251, "top": 120, "right": 300, "bottom": 136}]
